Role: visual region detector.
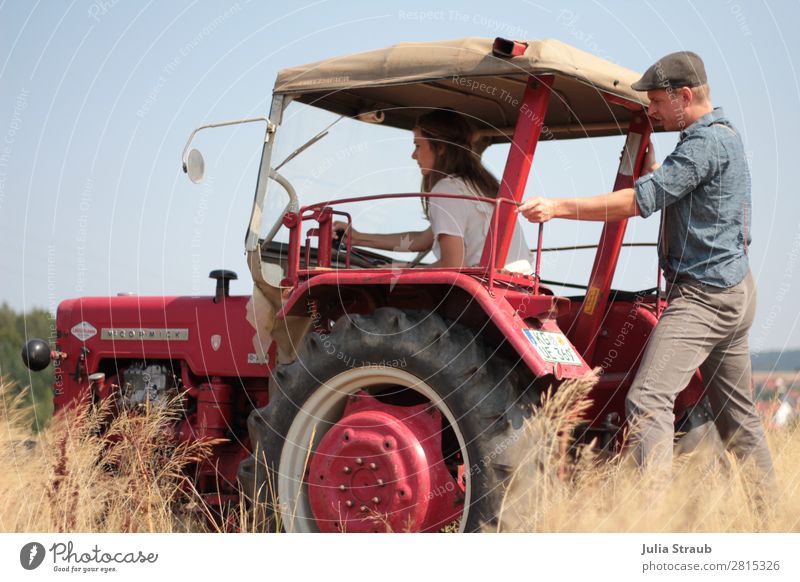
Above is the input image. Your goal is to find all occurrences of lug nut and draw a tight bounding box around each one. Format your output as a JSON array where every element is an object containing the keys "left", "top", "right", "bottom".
[
  {"left": 356, "top": 457, "right": 363, "bottom": 465},
  {"left": 376, "top": 478, "right": 385, "bottom": 486},
  {"left": 339, "top": 484, "right": 346, "bottom": 491},
  {"left": 372, "top": 496, "right": 380, "bottom": 504},
  {"left": 369, "top": 462, "right": 377, "bottom": 470},
  {"left": 345, "top": 500, "right": 353, "bottom": 508},
  {"left": 343, "top": 466, "right": 352, "bottom": 474},
  {"left": 360, "top": 505, "right": 368, "bottom": 513}
]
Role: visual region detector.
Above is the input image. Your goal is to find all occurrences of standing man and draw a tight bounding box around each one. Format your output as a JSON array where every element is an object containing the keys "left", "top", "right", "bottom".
[{"left": 519, "top": 51, "right": 775, "bottom": 484}]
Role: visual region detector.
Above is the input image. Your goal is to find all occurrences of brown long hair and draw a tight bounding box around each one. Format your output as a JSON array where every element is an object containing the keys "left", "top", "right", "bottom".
[{"left": 415, "top": 110, "right": 499, "bottom": 217}]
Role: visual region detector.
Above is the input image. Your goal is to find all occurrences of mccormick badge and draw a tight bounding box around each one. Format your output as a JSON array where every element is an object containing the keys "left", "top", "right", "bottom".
[{"left": 70, "top": 321, "right": 98, "bottom": 341}]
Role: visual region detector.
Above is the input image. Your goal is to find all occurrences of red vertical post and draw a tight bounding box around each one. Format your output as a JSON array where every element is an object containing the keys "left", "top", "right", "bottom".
[
  {"left": 533, "top": 223, "right": 544, "bottom": 295},
  {"left": 570, "top": 113, "right": 652, "bottom": 362},
  {"left": 284, "top": 212, "right": 301, "bottom": 286},
  {"left": 317, "top": 207, "right": 333, "bottom": 268},
  {"left": 480, "top": 75, "right": 553, "bottom": 270}
]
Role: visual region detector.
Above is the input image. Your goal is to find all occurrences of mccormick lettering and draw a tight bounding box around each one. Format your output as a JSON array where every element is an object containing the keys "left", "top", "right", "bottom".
[{"left": 101, "top": 328, "right": 189, "bottom": 341}]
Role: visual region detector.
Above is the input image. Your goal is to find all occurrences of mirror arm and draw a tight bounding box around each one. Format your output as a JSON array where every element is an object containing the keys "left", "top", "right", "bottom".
[{"left": 181, "top": 116, "right": 274, "bottom": 173}]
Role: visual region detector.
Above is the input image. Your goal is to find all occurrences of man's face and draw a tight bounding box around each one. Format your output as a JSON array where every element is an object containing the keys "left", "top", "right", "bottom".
[{"left": 646, "top": 88, "right": 688, "bottom": 132}]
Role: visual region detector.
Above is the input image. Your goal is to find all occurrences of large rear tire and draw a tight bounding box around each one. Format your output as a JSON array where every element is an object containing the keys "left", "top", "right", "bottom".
[{"left": 238, "top": 308, "right": 536, "bottom": 532}]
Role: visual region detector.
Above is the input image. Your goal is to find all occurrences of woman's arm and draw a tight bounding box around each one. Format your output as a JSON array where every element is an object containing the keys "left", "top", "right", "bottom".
[
  {"left": 333, "top": 221, "right": 434, "bottom": 252},
  {"left": 428, "top": 234, "right": 465, "bottom": 268}
]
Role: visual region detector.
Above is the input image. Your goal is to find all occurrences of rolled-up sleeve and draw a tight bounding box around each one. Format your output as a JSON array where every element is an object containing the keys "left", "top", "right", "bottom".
[
  {"left": 634, "top": 173, "right": 659, "bottom": 218},
  {"left": 634, "top": 135, "right": 713, "bottom": 219}
]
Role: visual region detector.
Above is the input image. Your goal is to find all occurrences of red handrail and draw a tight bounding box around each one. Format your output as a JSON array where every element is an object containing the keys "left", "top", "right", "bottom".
[{"left": 282, "top": 192, "right": 538, "bottom": 289}]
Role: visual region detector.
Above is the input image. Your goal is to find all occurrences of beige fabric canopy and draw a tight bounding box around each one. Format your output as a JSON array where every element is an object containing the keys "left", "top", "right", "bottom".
[{"left": 274, "top": 37, "right": 655, "bottom": 140}]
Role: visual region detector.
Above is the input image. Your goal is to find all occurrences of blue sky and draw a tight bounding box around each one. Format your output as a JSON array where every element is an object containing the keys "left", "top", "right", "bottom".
[{"left": 1, "top": 0, "right": 799, "bottom": 351}]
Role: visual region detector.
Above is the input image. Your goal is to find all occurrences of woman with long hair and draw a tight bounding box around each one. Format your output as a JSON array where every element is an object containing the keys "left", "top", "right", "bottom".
[{"left": 334, "top": 109, "right": 531, "bottom": 271}]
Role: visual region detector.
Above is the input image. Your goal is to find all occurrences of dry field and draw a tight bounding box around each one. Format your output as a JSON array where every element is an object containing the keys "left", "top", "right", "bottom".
[{"left": 1, "top": 378, "right": 797, "bottom": 533}]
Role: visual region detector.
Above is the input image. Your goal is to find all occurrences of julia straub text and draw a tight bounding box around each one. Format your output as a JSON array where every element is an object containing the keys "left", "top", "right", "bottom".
[{"left": 641, "top": 543, "right": 712, "bottom": 555}]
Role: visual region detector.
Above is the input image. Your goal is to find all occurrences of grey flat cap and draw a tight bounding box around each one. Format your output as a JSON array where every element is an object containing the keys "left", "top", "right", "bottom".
[{"left": 632, "top": 51, "right": 707, "bottom": 91}]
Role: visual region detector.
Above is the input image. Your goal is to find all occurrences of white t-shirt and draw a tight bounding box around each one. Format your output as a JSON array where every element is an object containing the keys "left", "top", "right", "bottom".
[{"left": 427, "top": 176, "right": 533, "bottom": 273}]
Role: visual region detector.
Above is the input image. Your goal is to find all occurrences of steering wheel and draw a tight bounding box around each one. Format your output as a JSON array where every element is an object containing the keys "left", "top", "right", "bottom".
[
  {"left": 333, "top": 229, "right": 428, "bottom": 268},
  {"left": 332, "top": 229, "right": 392, "bottom": 267},
  {"left": 407, "top": 250, "right": 430, "bottom": 268}
]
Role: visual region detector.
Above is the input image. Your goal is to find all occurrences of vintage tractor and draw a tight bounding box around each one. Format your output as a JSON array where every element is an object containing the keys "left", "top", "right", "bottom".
[{"left": 22, "top": 37, "right": 713, "bottom": 532}]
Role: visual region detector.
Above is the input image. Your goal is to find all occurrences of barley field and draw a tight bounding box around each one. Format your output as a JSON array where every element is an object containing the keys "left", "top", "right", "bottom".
[{"left": 1, "top": 378, "right": 797, "bottom": 533}]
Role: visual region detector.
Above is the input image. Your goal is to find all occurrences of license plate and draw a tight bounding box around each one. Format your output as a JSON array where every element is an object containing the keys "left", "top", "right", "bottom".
[{"left": 523, "top": 329, "right": 582, "bottom": 365}]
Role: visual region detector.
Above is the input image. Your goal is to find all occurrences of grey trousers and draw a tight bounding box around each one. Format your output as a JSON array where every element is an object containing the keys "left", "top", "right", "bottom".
[{"left": 625, "top": 270, "right": 775, "bottom": 481}]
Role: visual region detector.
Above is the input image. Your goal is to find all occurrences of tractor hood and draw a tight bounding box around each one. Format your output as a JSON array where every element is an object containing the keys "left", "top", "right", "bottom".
[{"left": 53, "top": 294, "right": 271, "bottom": 407}]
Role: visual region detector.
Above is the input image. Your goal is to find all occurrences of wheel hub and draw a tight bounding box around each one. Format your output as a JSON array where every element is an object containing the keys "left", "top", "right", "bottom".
[{"left": 307, "top": 392, "right": 462, "bottom": 532}]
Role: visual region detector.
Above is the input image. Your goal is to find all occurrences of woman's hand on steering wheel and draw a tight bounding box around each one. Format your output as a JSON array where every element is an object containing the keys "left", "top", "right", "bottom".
[{"left": 332, "top": 220, "right": 360, "bottom": 247}]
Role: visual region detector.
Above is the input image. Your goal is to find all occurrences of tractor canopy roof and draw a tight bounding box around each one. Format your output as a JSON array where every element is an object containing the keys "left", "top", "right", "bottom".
[{"left": 274, "top": 37, "right": 654, "bottom": 141}]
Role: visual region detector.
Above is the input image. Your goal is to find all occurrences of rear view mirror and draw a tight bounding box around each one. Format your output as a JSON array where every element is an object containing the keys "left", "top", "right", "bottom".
[{"left": 183, "top": 149, "right": 205, "bottom": 183}]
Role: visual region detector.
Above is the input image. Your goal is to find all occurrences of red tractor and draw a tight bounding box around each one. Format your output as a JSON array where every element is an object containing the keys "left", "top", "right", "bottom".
[{"left": 22, "top": 38, "right": 712, "bottom": 532}]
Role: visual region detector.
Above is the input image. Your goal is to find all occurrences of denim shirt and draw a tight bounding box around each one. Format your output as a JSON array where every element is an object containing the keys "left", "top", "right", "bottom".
[{"left": 634, "top": 108, "right": 751, "bottom": 288}]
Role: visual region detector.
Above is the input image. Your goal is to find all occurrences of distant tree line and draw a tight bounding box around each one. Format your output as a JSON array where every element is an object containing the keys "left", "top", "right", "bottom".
[{"left": 752, "top": 350, "right": 800, "bottom": 372}]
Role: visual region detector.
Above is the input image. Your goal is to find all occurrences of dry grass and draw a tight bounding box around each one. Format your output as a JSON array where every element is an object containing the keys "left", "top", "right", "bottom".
[
  {"left": 498, "top": 375, "right": 800, "bottom": 532},
  {"left": 2, "top": 376, "right": 798, "bottom": 533},
  {"left": 0, "top": 380, "right": 214, "bottom": 532},
  {"left": 233, "top": 447, "right": 282, "bottom": 534}
]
